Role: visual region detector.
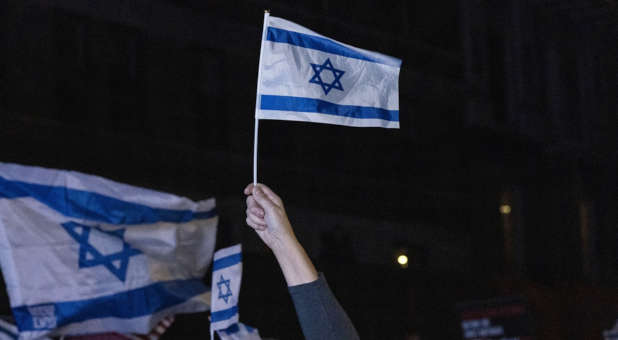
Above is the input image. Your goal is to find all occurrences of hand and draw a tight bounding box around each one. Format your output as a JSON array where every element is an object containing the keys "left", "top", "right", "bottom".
[
  {"left": 244, "top": 183, "right": 317, "bottom": 286},
  {"left": 244, "top": 183, "right": 296, "bottom": 252}
]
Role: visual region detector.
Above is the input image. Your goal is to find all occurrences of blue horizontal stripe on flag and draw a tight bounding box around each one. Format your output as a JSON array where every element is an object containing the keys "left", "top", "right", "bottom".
[
  {"left": 261, "top": 95, "right": 399, "bottom": 122},
  {"left": 12, "top": 279, "right": 208, "bottom": 331},
  {"left": 212, "top": 253, "right": 242, "bottom": 271},
  {"left": 266, "top": 27, "right": 402, "bottom": 67},
  {"left": 0, "top": 176, "right": 217, "bottom": 225},
  {"left": 211, "top": 306, "right": 238, "bottom": 323}
]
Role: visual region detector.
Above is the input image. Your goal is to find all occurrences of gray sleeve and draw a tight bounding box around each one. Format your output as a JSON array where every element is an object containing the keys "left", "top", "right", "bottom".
[{"left": 288, "top": 273, "right": 360, "bottom": 340}]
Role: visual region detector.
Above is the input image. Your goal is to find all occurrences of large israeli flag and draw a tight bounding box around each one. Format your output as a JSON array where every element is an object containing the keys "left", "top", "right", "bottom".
[
  {"left": 256, "top": 14, "right": 401, "bottom": 128},
  {"left": 0, "top": 163, "right": 217, "bottom": 339},
  {"left": 210, "top": 244, "right": 242, "bottom": 334}
]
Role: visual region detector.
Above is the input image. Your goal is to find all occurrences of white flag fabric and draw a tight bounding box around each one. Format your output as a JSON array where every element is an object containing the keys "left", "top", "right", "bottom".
[
  {"left": 210, "top": 244, "right": 242, "bottom": 333},
  {"left": 0, "top": 163, "right": 217, "bottom": 339},
  {"left": 256, "top": 15, "right": 401, "bottom": 128},
  {"left": 216, "top": 322, "right": 261, "bottom": 340}
]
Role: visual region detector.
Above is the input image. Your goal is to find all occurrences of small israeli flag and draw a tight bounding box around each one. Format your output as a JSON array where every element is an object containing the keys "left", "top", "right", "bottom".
[
  {"left": 217, "top": 322, "right": 261, "bottom": 340},
  {"left": 0, "top": 163, "right": 217, "bottom": 339},
  {"left": 256, "top": 14, "right": 401, "bottom": 128},
  {"left": 210, "top": 244, "right": 242, "bottom": 334}
]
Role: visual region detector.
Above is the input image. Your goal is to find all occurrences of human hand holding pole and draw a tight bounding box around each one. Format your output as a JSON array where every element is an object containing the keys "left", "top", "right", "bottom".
[{"left": 244, "top": 183, "right": 318, "bottom": 286}]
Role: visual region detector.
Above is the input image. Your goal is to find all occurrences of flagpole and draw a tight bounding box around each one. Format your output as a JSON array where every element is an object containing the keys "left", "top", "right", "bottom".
[
  {"left": 253, "top": 10, "right": 270, "bottom": 185},
  {"left": 253, "top": 118, "right": 259, "bottom": 185}
]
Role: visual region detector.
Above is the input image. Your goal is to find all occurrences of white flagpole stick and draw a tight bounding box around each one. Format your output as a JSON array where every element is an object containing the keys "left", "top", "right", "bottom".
[
  {"left": 253, "top": 10, "right": 270, "bottom": 185},
  {"left": 253, "top": 118, "right": 259, "bottom": 185}
]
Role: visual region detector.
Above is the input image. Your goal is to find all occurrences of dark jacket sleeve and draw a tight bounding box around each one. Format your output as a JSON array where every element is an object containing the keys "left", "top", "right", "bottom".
[{"left": 288, "top": 273, "right": 360, "bottom": 340}]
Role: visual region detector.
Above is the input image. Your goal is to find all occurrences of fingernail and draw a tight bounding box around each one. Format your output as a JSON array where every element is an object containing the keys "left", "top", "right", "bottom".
[{"left": 253, "top": 187, "right": 262, "bottom": 196}]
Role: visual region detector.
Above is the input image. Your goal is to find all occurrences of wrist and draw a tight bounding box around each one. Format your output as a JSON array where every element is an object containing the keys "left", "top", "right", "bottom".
[
  {"left": 270, "top": 235, "right": 318, "bottom": 286},
  {"left": 270, "top": 233, "right": 301, "bottom": 258}
]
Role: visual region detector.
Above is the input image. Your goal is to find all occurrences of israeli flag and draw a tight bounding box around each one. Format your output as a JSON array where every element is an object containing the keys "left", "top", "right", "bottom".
[
  {"left": 217, "top": 322, "right": 261, "bottom": 340},
  {"left": 256, "top": 14, "right": 401, "bottom": 128},
  {"left": 210, "top": 244, "right": 242, "bottom": 333},
  {"left": 0, "top": 163, "right": 217, "bottom": 339}
]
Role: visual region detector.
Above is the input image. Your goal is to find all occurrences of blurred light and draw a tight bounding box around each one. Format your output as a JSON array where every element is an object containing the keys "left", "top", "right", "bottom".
[
  {"left": 500, "top": 204, "right": 511, "bottom": 215},
  {"left": 397, "top": 254, "right": 408, "bottom": 266}
]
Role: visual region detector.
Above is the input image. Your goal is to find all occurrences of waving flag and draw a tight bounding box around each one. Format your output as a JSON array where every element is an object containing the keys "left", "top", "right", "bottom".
[
  {"left": 210, "top": 244, "right": 242, "bottom": 334},
  {"left": 0, "top": 163, "right": 217, "bottom": 339},
  {"left": 256, "top": 14, "right": 401, "bottom": 128}
]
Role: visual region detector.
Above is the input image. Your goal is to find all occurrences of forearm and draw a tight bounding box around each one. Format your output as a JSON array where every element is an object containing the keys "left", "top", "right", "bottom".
[
  {"left": 275, "top": 236, "right": 359, "bottom": 340},
  {"left": 243, "top": 183, "right": 358, "bottom": 339},
  {"left": 271, "top": 235, "right": 318, "bottom": 287}
]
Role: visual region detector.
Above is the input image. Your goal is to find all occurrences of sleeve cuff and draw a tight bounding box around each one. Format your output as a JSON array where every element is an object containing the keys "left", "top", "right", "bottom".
[{"left": 288, "top": 272, "right": 326, "bottom": 294}]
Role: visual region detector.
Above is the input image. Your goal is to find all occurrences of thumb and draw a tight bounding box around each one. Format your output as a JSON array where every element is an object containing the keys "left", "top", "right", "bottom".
[{"left": 252, "top": 186, "right": 277, "bottom": 212}]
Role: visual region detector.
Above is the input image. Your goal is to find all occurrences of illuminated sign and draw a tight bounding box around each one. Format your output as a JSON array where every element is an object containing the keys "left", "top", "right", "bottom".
[{"left": 457, "top": 297, "right": 533, "bottom": 340}]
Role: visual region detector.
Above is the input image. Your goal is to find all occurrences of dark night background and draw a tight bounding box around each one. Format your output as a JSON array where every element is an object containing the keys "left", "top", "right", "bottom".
[{"left": 1, "top": 0, "right": 617, "bottom": 339}]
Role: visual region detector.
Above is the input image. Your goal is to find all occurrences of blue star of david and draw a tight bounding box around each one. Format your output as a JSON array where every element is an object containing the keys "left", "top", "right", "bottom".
[
  {"left": 217, "top": 275, "right": 233, "bottom": 304},
  {"left": 61, "top": 221, "right": 141, "bottom": 281},
  {"left": 309, "top": 58, "right": 345, "bottom": 95}
]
